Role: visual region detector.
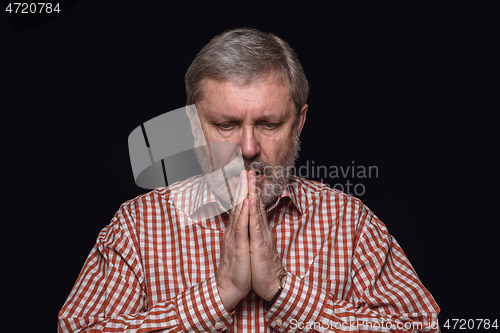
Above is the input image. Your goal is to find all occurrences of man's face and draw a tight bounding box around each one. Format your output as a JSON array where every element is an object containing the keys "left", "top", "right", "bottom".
[{"left": 195, "top": 75, "right": 307, "bottom": 207}]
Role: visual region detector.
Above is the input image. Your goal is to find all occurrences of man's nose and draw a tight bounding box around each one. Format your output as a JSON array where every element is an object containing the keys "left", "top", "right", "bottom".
[{"left": 239, "top": 126, "right": 260, "bottom": 159}]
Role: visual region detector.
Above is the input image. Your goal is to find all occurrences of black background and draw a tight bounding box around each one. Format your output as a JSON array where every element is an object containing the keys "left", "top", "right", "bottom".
[{"left": 2, "top": 1, "right": 497, "bottom": 331}]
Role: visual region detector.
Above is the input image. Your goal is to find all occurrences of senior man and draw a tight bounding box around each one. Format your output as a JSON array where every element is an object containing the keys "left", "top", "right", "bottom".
[{"left": 59, "top": 28, "right": 440, "bottom": 332}]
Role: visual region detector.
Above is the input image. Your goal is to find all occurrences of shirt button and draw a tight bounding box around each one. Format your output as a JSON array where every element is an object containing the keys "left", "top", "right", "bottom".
[
  {"left": 274, "top": 319, "right": 283, "bottom": 327},
  {"left": 214, "top": 321, "right": 223, "bottom": 329},
  {"left": 288, "top": 329, "right": 296, "bottom": 333}
]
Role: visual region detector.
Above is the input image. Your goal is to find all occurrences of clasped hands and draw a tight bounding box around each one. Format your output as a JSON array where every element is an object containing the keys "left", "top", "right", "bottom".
[{"left": 216, "top": 170, "right": 287, "bottom": 311}]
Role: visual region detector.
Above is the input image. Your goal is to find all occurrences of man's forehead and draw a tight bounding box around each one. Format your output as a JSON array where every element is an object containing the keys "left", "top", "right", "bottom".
[{"left": 196, "top": 77, "right": 295, "bottom": 120}]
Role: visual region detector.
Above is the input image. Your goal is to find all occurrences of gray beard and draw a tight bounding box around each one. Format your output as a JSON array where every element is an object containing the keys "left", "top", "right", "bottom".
[{"left": 194, "top": 132, "right": 301, "bottom": 209}]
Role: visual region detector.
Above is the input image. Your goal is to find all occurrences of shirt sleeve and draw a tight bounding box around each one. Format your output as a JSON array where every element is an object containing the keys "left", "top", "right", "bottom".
[
  {"left": 265, "top": 209, "right": 440, "bottom": 332},
  {"left": 58, "top": 208, "right": 233, "bottom": 333}
]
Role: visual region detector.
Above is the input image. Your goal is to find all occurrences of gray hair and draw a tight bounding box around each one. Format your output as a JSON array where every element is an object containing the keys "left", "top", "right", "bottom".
[{"left": 185, "top": 28, "right": 309, "bottom": 114}]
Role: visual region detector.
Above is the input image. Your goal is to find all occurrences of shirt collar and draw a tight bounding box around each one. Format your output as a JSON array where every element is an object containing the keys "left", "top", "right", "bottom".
[
  {"left": 265, "top": 176, "right": 305, "bottom": 215},
  {"left": 188, "top": 175, "right": 227, "bottom": 218}
]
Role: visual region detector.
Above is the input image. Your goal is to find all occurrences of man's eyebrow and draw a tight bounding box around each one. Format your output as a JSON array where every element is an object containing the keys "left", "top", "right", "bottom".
[{"left": 256, "top": 113, "right": 288, "bottom": 122}]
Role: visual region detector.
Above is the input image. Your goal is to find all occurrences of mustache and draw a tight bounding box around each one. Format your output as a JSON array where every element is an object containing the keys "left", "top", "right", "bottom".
[{"left": 223, "top": 158, "right": 270, "bottom": 178}]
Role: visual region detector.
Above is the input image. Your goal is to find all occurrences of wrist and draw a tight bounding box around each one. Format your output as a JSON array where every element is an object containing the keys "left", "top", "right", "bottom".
[
  {"left": 264, "top": 274, "right": 286, "bottom": 311},
  {"left": 216, "top": 279, "right": 247, "bottom": 312}
]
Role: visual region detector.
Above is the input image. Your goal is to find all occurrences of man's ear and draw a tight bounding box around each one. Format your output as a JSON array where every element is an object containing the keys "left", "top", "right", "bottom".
[{"left": 297, "top": 103, "right": 308, "bottom": 136}]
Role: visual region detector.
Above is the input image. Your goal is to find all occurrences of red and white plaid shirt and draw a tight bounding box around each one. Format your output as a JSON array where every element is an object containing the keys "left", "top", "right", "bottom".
[{"left": 58, "top": 175, "right": 439, "bottom": 332}]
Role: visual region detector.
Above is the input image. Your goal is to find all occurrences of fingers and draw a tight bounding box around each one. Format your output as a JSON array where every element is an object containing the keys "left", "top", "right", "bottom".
[
  {"left": 247, "top": 170, "right": 270, "bottom": 236},
  {"left": 235, "top": 170, "right": 248, "bottom": 207},
  {"left": 227, "top": 170, "right": 250, "bottom": 243},
  {"left": 247, "top": 171, "right": 261, "bottom": 236},
  {"left": 230, "top": 170, "right": 269, "bottom": 243},
  {"left": 248, "top": 199, "right": 269, "bottom": 237},
  {"left": 248, "top": 170, "right": 258, "bottom": 201},
  {"left": 249, "top": 197, "right": 267, "bottom": 246},
  {"left": 228, "top": 170, "right": 248, "bottom": 226},
  {"left": 234, "top": 199, "right": 250, "bottom": 243},
  {"left": 248, "top": 191, "right": 285, "bottom": 302}
]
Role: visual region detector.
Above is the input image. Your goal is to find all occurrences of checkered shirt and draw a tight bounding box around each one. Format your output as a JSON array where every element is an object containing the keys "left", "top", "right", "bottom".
[{"left": 58, "top": 175, "right": 440, "bottom": 332}]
